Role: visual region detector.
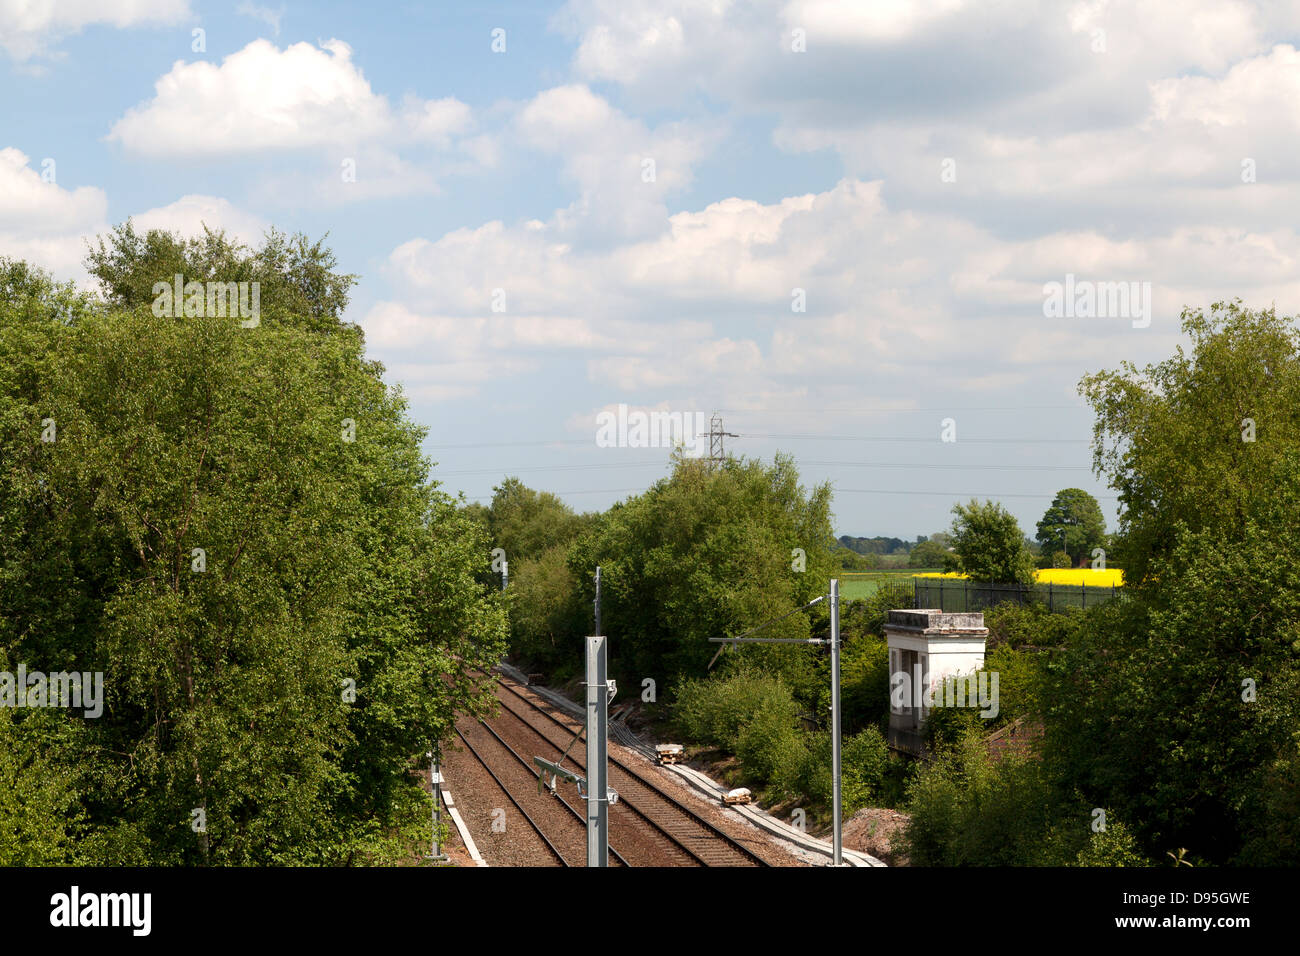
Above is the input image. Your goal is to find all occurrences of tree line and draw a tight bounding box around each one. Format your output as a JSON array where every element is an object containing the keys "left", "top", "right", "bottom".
[{"left": 0, "top": 227, "right": 506, "bottom": 865}]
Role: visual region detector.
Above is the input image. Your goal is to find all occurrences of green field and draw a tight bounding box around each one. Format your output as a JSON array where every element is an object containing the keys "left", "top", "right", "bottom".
[{"left": 835, "top": 571, "right": 932, "bottom": 602}]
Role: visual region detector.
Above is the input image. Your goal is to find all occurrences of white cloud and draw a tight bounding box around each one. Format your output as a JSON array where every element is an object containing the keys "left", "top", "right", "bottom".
[
  {"left": 129, "top": 193, "right": 269, "bottom": 245},
  {"left": 0, "top": 147, "right": 107, "bottom": 278},
  {"left": 554, "top": 0, "right": 1300, "bottom": 238},
  {"left": 0, "top": 0, "right": 190, "bottom": 62},
  {"left": 1148, "top": 44, "right": 1300, "bottom": 130},
  {"left": 108, "top": 39, "right": 473, "bottom": 157},
  {"left": 366, "top": 175, "right": 1300, "bottom": 407},
  {"left": 0, "top": 147, "right": 107, "bottom": 234},
  {"left": 783, "top": 0, "right": 968, "bottom": 43},
  {"left": 515, "top": 84, "right": 722, "bottom": 241},
  {"left": 235, "top": 1, "right": 284, "bottom": 36},
  {"left": 0, "top": 149, "right": 269, "bottom": 285}
]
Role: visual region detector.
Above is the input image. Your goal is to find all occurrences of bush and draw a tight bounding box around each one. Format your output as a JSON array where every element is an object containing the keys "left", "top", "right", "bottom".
[
  {"left": 842, "top": 727, "right": 889, "bottom": 814},
  {"left": 978, "top": 646, "right": 1045, "bottom": 727},
  {"left": 839, "top": 635, "right": 890, "bottom": 733},
  {"left": 922, "top": 699, "right": 984, "bottom": 750},
  {"left": 1074, "top": 819, "right": 1150, "bottom": 866},
  {"left": 0, "top": 707, "right": 83, "bottom": 865},
  {"left": 735, "top": 690, "right": 803, "bottom": 783},
  {"left": 673, "top": 666, "right": 798, "bottom": 751},
  {"left": 904, "top": 731, "right": 1054, "bottom": 865},
  {"left": 984, "top": 601, "right": 1082, "bottom": 649},
  {"left": 773, "top": 726, "right": 888, "bottom": 814},
  {"left": 1236, "top": 749, "right": 1300, "bottom": 865},
  {"left": 771, "top": 731, "right": 813, "bottom": 802}
]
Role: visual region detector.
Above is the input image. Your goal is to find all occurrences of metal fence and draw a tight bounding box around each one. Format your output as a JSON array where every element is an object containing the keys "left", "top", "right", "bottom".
[{"left": 912, "top": 577, "right": 1122, "bottom": 613}]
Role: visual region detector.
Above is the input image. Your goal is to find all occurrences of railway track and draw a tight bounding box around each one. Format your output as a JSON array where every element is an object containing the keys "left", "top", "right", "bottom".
[
  {"left": 451, "top": 724, "right": 571, "bottom": 866},
  {"left": 453, "top": 721, "right": 630, "bottom": 867},
  {"left": 488, "top": 674, "right": 773, "bottom": 867}
]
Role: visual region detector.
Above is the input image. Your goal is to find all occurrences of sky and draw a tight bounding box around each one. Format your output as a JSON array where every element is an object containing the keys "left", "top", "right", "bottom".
[{"left": 3, "top": 0, "right": 1299, "bottom": 540}]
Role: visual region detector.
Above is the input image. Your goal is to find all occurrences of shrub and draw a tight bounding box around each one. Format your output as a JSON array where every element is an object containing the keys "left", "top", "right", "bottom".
[
  {"left": 771, "top": 731, "right": 813, "bottom": 802},
  {"left": 735, "top": 689, "right": 802, "bottom": 783},
  {"left": 673, "top": 666, "right": 798, "bottom": 751},
  {"left": 984, "top": 601, "right": 1082, "bottom": 649},
  {"left": 979, "top": 646, "right": 1044, "bottom": 727},
  {"left": 0, "top": 707, "right": 83, "bottom": 865},
  {"left": 842, "top": 727, "right": 889, "bottom": 814},
  {"left": 1074, "top": 819, "right": 1150, "bottom": 866},
  {"left": 839, "top": 635, "right": 890, "bottom": 733},
  {"left": 904, "top": 731, "right": 1055, "bottom": 866}
]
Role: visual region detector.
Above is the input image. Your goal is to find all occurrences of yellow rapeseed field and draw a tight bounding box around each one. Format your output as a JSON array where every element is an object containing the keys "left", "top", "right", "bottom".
[{"left": 914, "top": 568, "right": 1125, "bottom": 586}]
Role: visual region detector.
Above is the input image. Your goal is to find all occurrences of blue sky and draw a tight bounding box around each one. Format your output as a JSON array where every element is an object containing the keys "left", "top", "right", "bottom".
[{"left": 4, "top": 1, "right": 1299, "bottom": 540}]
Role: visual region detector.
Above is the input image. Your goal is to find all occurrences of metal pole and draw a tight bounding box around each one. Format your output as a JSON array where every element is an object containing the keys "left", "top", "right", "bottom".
[
  {"left": 585, "top": 635, "right": 609, "bottom": 867},
  {"left": 427, "top": 743, "right": 448, "bottom": 863},
  {"left": 830, "top": 578, "right": 843, "bottom": 867},
  {"left": 594, "top": 566, "right": 601, "bottom": 636}
]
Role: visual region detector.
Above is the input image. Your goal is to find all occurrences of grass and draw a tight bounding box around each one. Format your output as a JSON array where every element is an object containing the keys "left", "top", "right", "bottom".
[
  {"left": 834, "top": 570, "right": 935, "bottom": 602},
  {"left": 840, "top": 578, "right": 894, "bottom": 600}
]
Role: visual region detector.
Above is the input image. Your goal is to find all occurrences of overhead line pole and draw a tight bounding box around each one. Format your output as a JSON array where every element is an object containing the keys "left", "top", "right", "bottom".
[
  {"left": 589, "top": 566, "right": 608, "bottom": 867},
  {"left": 535, "top": 566, "right": 617, "bottom": 867},
  {"left": 708, "top": 579, "right": 845, "bottom": 866},
  {"left": 829, "top": 578, "right": 843, "bottom": 867},
  {"left": 586, "top": 635, "right": 610, "bottom": 867}
]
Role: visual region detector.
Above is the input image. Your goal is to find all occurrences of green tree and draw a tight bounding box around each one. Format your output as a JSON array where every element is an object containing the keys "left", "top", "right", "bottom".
[
  {"left": 835, "top": 545, "right": 877, "bottom": 570},
  {"left": 909, "top": 538, "right": 951, "bottom": 568},
  {"left": 484, "top": 477, "right": 592, "bottom": 564},
  {"left": 1053, "top": 300, "right": 1300, "bottom": 862},
  {"left": 0, "top": 241, "right": 506, "bottom": 864},
  {"left": 507, "top": 542, "right": 590, "bottom": 671},
  {"left": 85, "top": 221, "right": 357, "bottom": 335},
  {"left": 949, "top": 499, "right": 1037, "bottom": 586},
  {"left": 573, "top": 452, "right": 835, "bottom": 694},
  {"left": 0, "top": 692, "right": 85, "bottom": 865},
  {"left": 1036, "top": 488, "right": 1106, "bottom": 567}
]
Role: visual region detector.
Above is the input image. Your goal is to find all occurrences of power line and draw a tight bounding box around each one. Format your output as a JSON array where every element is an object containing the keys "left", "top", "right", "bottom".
[
  {"left": 460, "top": 485, "right": 1118, "bottom": 502},
  {"left": 743, "top": 433, "right": 1090, "bottom": 444},
  {"left": 462, "top": 487, "right": 648, "bottom": 501},
  {"left": 425, "top": 425, "right": 1095, "bottom": 452},
  {"left": 716, "top": 405, "right": 1090, "bottom": 413},
  {"left": 427, "top": 439, "right": 592, "bottom": 450},
  {"left": 807, "top": 461, "right": 1092, "bottom": 471},
  {"left": 434, "top": 459, "right": 1094, "bottom": 478},
  {"left": 429, "top": 435, "right": 1090, "bottom": 449},
  {"left": 832, "top": 488, "right": 1119, "bottom": 499}
]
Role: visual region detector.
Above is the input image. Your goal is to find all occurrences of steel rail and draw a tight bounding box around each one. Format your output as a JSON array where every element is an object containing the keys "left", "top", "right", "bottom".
[
  {"left": 492, "top": 678, "right": 771, "bottom": 867},
  {"left": 469, "top": 718, "right": 631, "bottom": 867},
  {"left": 452, "top": 724, "right": 571, "bottom": 867}
]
